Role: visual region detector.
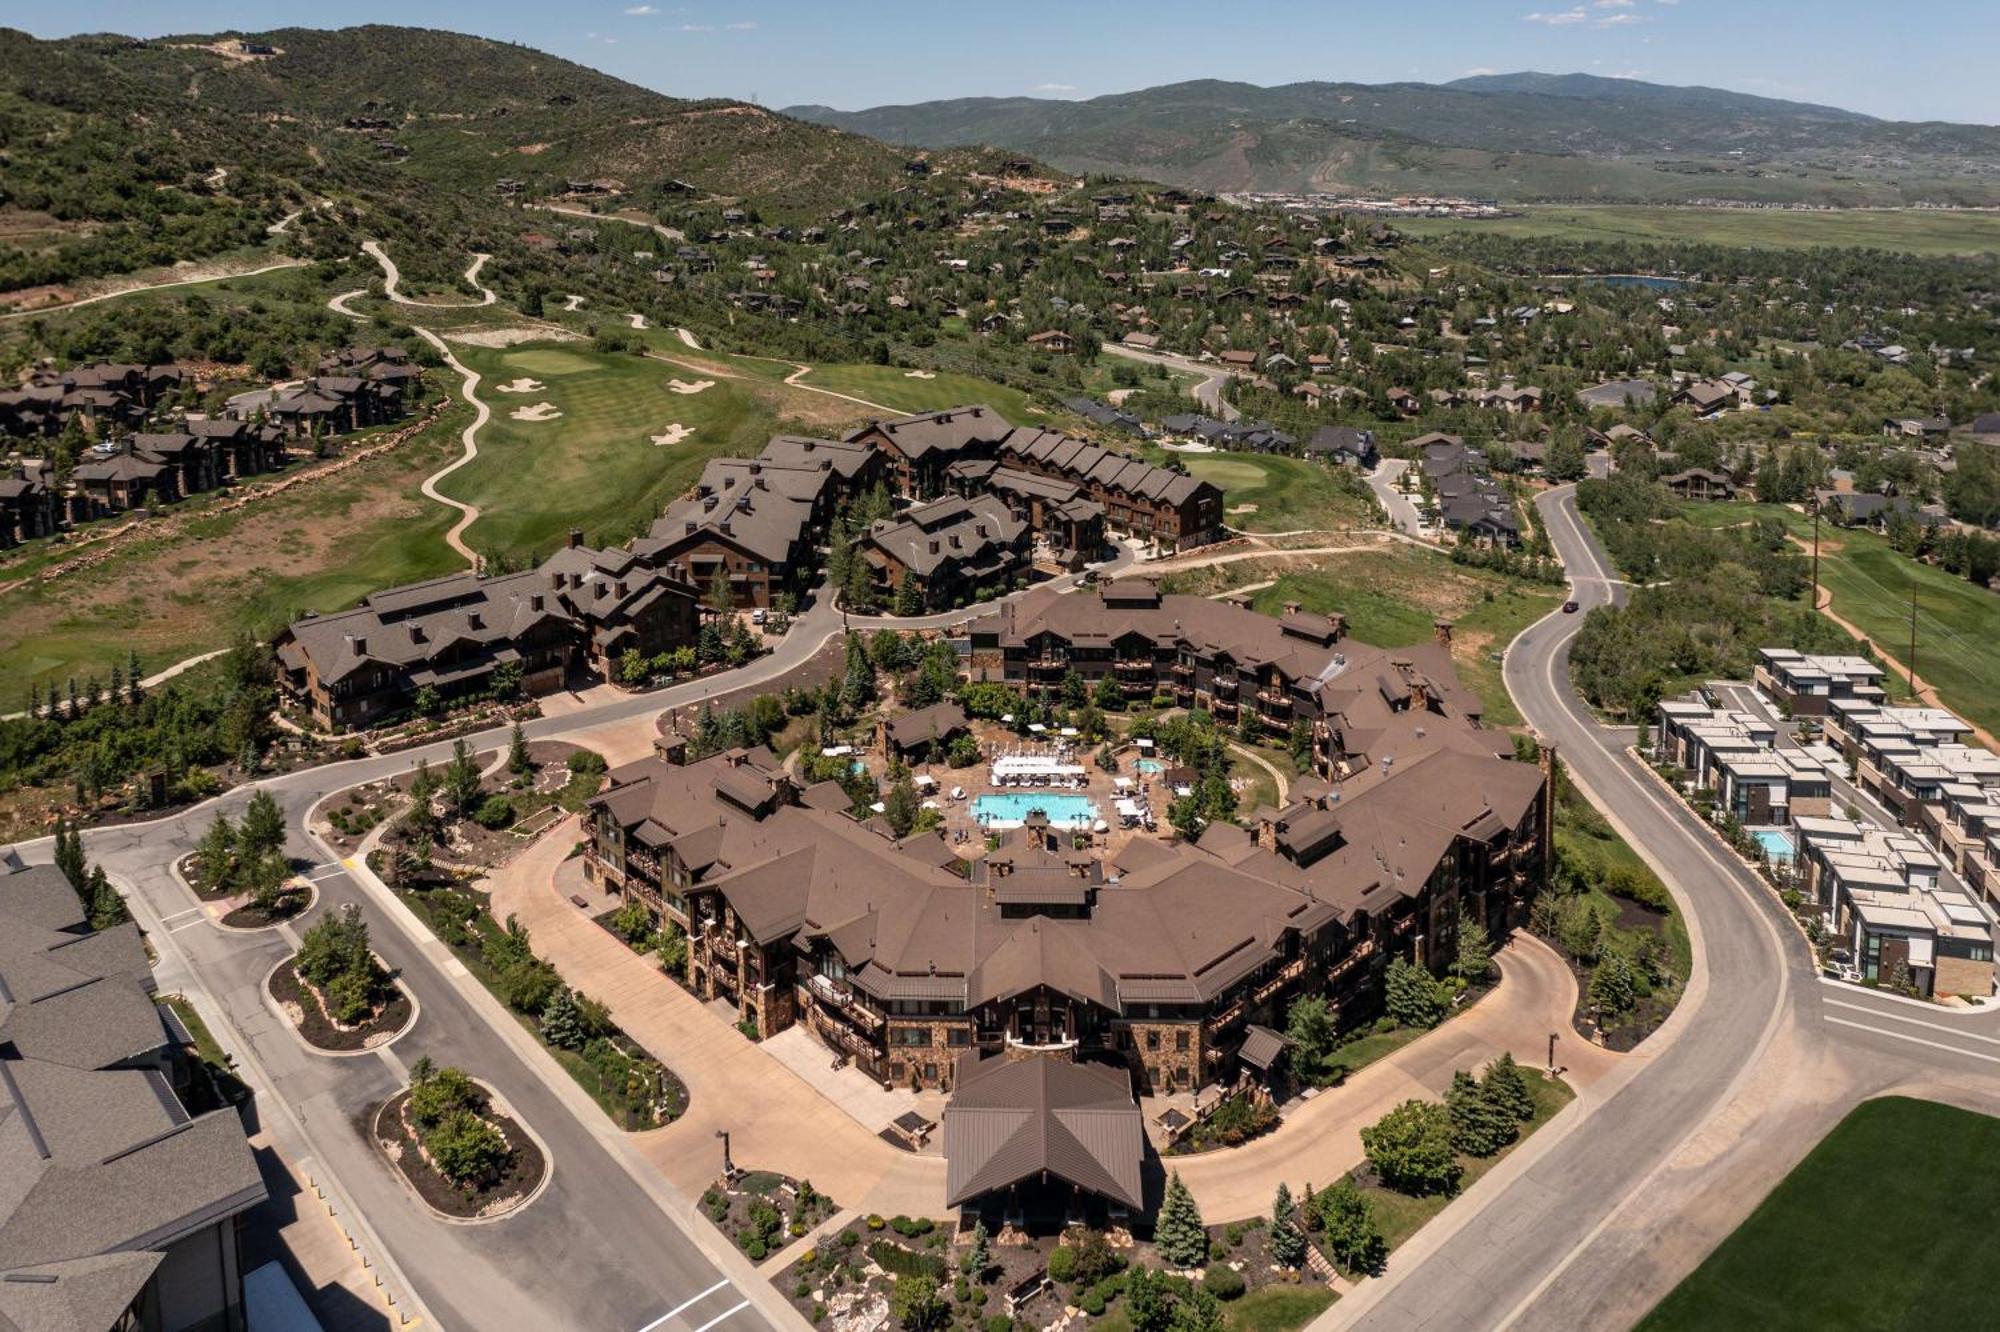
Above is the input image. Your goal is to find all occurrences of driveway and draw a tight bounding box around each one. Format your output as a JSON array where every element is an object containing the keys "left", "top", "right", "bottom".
[{"left": 1366, "top": 458, "right": 1426, "bottom": 538}]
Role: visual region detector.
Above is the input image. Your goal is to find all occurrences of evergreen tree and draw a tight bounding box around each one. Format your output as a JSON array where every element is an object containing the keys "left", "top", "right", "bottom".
[
  {"left": 893, "top": 571, "right": 923, "bottom": 616},
  {"left": 1588, "top": 948, "right": 1638, "bottom": 1017},
  {"left": 883, "top": 772, "right": 920, "bottom": 838},
  {"left": 1155, "top": 1172, "right": 1209, "bottom": 1268},
  {"left": 961, "top": 1220, "right": 991, "bottom": 1278},
  {"left": 194, "top": 813, "right": 236, "bottom": 891},
  {"left": 442, "top": 739, "right": 483, "bottom": 815},
  {"left": 239, "top": 790, "right": 286, "bottom": 860},
  {"left": 508, "top": 721, "right": 532, "bottom": 776},
  {"left": 539, "top": 986, "right": 588, "bottom": 1050},
  {"left": 86, "top": 864, "right": 129, "bottom": 929},
  {"left": 1384, "top": 955, "right": 1450, "bottom": 1029},
  {"left": 1360, "top": 1099, "right": 1461, "bottom": 1196},
  {"left": 1481, "top": 1052, "right": 1537, "bottom": 1122},
  {"left": 1446, "top": 1069, "right": 1517, "bottom": 1157},
  {"left": 1269, "top": 1182, "right": 1306, "bottom": 1269},
  {"left": 53, "top": 817, "right": 86, "bottom": 895}
]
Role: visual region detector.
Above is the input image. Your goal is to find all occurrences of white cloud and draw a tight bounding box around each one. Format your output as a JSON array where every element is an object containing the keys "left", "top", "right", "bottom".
[
  {"left": 1031, "top": 82, "right": 1078, "bottom": 94},
  {"left": 726, "top": 20, "right": 757, "bottom": 29},
  {"left": 1523, "top": 7, "right": 1588, "bottom": 23},
  {"left": 1461, "top": 67, "right": 1498, "bottom": 77},
  {"left": 1594, "top": 0, "right": 1636, "bottom": 7},
  {"left": 1596, "top": 11, "right": 1646, "bottom": 24},
  {"left": 677, "top": 22, "right": 715, "bottom": 30},
  {"left": 622, "top": 4, "right": 656, "bottom": 13}
]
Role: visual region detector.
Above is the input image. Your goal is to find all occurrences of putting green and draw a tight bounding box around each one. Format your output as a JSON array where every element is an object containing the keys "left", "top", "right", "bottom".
[{"left": 502, "top": 348, "right": 601, "bottom": 377}]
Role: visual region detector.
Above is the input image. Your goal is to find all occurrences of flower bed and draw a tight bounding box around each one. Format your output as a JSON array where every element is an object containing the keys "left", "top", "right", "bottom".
[
  {"left": 268, "top": 957, "right": 411, "bottom": 1052},
  {"left": 698, "top": 1171, "right": 838, "bottom": 1262},
  {"left": 373, "top": 1085, "right": 545, "bottom": 1220}
]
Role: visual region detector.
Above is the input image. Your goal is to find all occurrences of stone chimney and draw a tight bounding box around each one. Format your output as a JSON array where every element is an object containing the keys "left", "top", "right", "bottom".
[
  {"left": 1329, "top": 613, "right": 1346, "bottom": 642},
  {"left": 567, "top": 527, "right": 584, "bottom": 549},
  {"left": 1282, "top": 600, "right": 1302, "bottom": 617},
  {"left": 530, "top": 593, "right": 545, "bottom": 612},
  {"left": 1434, "top": 618, "right": 1453, "bottom": 648}
]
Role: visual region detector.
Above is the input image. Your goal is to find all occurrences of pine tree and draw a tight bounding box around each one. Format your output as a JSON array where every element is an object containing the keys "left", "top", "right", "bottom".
[
  {"left": 1155, "top": 1172, "right": 1209, "bottom": 1268},
  {"left": 539, "top": 986, "right": 587, "bottom": 1050},
  {"left": 86, "top": 864, "right": 129, "bottom": 929},
  {"left": 239, "top": 790, "right": 286, "bottom": 860},
  {"left": 194, "top": 813, "right": 237, "bottom": 891},
  {"left": 442, "top": 739, "right": 483, "bottom": 815},
  {"left": 1452, "top": 911, "right": 1494, "bottom": 984},
  {"left": 508, "top": 721, "right": 532, "bottom": 776},
  {"left": 1588, "top": 948, "right": 1638, "bottom": 1017},
  {"left": 893, "top": 571, "right": 923, "bottom": 616},
  {"left": 127, "top": 649, "right": 143, "bottom": 702},
  {"left": 53, "top": 818, "right": 86, "bottom": 895},
  {"left": 1446, "top": 1069, "right": 1516, "bottom": 1157},
  {"left": 1384, "top": 955, "right": 1449, "bottom": 1028},
  {"left": 1481, "top": 1052, "right": 1537, "bottom": 1123},
  {"left": 961, "top": 1220, "right": 991, "bottom": 1279},
  {"left": 1269, "top": 1182, "right": 1306, "bottom": 1269}
]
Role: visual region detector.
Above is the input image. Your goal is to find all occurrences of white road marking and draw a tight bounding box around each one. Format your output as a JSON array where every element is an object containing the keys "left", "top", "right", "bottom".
[
  {"left": 634, "top": 1279, "right": 731, "bottom": 1332},
  {"left": 1823, "top": 998, "right": 2000, "bottom": 1046},
  {"left": 688, "top": 1299, "right": 750, "bottom": 1332},
  {"left": 1823, "top": 1016, "right": 2000, "bottom": 1065}
]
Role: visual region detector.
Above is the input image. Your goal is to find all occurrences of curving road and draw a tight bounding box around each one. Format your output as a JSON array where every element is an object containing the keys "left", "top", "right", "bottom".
[
  {"left": 1102, "top": 342, "right": 1240, "bottom": 421},
  {"left": 362, "top": 240, "right": 496, "bottom": 307},
  {"left": 411, "top": 327, "right": 490, "bottom": 567},
  {"left": 1327, "top": 486, "right": 2000, "bottom": 1330}
]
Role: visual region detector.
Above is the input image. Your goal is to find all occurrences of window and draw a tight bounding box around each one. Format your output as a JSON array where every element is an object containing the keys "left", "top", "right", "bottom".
[
  {"left": 946, "top": 1027, "right": 971, "bottom": 1047},
  {"left": 894, "top": 1026, "right": 930, "bottom": 1048},
  {"left": 1146, "top": 1031, "right": 1161, "bottom": 1051},
  {"left": 1175, "top": 1030, "right": 1190, "bottom": 1052}
]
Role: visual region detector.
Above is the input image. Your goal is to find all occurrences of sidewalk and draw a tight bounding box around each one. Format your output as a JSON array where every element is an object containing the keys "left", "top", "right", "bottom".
[{"left": 1168, "top": 934, "right": 1624, "bottom": 1220}]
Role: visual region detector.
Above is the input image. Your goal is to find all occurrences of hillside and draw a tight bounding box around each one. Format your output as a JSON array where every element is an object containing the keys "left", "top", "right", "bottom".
[
  {"left": 786, "top": 74, "right": 2000, "bottom": 205},
  {"left": 0, "top": 25, "right": 920, "bottom": 294}
]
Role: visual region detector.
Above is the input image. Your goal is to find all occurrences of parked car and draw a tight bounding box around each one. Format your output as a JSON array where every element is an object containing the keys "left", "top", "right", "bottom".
[
  {"left": 1562, "top": 599, "right": 1579, "bottom": 613},
  {"left": 751, "top": 608, "right": 768, "bottom": 626}
]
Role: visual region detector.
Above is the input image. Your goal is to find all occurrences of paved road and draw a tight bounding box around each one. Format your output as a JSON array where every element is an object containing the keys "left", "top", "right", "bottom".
[
  {"left": 1329, "top": 485, "right": 2000, "bottom": 1330},
  {"left": 1101, "top": 343, "right": 1240, "bottom": 420},
  {"left": 1364, "top": 459, "right": 1425, "bottom": 538}
]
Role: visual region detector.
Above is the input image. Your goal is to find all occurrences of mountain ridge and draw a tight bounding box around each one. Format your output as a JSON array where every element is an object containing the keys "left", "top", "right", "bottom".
[{"left": 785, "top": 72, "right": 2000, "bottom": 204}]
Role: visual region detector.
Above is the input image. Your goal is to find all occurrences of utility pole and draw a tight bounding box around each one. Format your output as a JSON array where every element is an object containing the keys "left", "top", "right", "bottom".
[
  {"left": 1908, "top": 583, "right": 1919, "bottom": 700},
  {"left": 1810, "top": 502, "right": 1821, "bottom": 618}
]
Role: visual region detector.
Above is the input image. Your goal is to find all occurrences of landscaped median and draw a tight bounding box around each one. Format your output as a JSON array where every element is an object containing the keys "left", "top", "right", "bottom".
[
  {"left": 267, "top": 905, "right": 415, "bottom": 1053},
  {"left": 373, "top": 1058, "right": 549, "bottom": 1222}
]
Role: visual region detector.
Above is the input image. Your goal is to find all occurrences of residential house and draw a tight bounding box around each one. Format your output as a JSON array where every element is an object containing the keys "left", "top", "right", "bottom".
[
  {"left": 860, "top": 494, "right": 1031, "bottom": 610},
  {"left": 1660, "top": 468, "right": 1737, "bottom": 501}
]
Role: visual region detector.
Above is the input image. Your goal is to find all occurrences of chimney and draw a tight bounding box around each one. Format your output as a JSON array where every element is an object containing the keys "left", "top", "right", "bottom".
[
  {"left": 1434, "top": 618, "right": 1453, "bottom": 648},
  {"left": 1329, "top": 613, "right": 1347, "bottom": 642},
  {"left": 684, "top": 520, "right": 697, "bottom": 535},
  {"left": 929, "top": 540, "right": 940, "bottom": 555},
  {"left": 567, "top": 527, "right": 584, "bottom": 549},
  {"left": 549, "top": 570, "right": 563, "bottom": 590},
  {"left": 720, "top": 518, "right": 733, "bottom": 536},
  {"left": 749, "top": 462, "right": 761, "bottom": 474},
  {"left": 468, "top": 611, "right": 483, "bottom": 630},
  {"left": 408, "top": 624, "right": 426, "bottom": 644},
  {"left": 615, "top": 580, "right": 628, "bottom": 598},
  {"left": 950, "top": 534, "right": 962, "bottom": 549},
  {"left": 531, "top": 593, "right": 545, "bottom": 612},
  {"left": 1282, "top": 600, "right": 1302, "bottom": 617},
  {"left": 347, "top": 634, "right": 367, "bottom": 656}
]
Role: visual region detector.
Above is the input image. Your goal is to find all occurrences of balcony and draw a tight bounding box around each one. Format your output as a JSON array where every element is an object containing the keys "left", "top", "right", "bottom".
[
  {"left": 811, "top": 1012, "right": 879, "bottom": 1060},
  {"left": 1252, "top": 956, "right": 1308, "bottom": 1005},
  {"left": 807, "top": 973, "right": 883, "bottom": 1029},
  {"left": 1169, "top": 661, "right": 1194, "bottom": 677},
  {"left": 1213, "top": 675, "right": 1240, "bottom": 693},
  {"left": 1005, "top": 1033, "right": 1079, "bottom": 1054},
  {"left": 1116, "top": 658, "right": 1157, "bottom": 673}
]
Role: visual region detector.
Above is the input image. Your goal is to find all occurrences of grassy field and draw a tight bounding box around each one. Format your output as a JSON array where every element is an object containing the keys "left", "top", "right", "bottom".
[
  {"left": 1640, "top": 1097, "right": 2000, "bottom": 1331},
  {"left": 1672, "top": 499, "right": 2000, "bottom": 735},
  {"left": 784, "top": 363, "right": 1044, "bottom": 423},
  {"left": 1222, "top": 1286, "right": 1337, "bottom": 1332},
  {"left": 1151, "top": 450, "right": 1376, "bottom": 535},
  {"left": 1398, "top": 205, "right": 2000, "bottom": 256},
  {"left": 0, "top": 407, "right": 467, "bottom": 701},
  {"left": 1236, "top": 549, "right": 1564, "bottom": 728},
  {"left": 443, "top": 341, "right": 782, "bottom": 563}
]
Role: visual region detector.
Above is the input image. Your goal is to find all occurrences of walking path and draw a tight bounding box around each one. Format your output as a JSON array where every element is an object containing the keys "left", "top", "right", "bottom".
[
  {"left": 1102, "top": 343, "right": 1240, "bottom": 421},
  {"left": 0, "top": 256, "right": 310, "bottom": 321},
  {"left": 529, "top": 203, "right": 685, "bottom": 245},
  {"left": 360, "top": 241, "right": 495, "bottom": 307},
  {"left": 655, "top": 330, "right": 900, "bottom": 415},
  {"left": 1227, "top": 742, "right": 1291, "bottom": 806},
  {"left": 411, "top": 327, "right": 489, "bottom": 567}
]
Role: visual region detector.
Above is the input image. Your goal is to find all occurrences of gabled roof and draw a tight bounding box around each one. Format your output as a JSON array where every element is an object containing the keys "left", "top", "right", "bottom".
[{"left": 943, "top": 1054, "right": 1143, "bottom": 1209}]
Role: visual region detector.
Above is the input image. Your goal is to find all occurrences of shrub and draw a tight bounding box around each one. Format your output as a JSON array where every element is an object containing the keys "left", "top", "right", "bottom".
[
  {"left": 425, "top": 1109, "right": 507, "bottom": 1187},
  {"left": 1360, "top": 1099, "right": 1462, "bottom": 1197},
  {"left": 1384, "top": 955, "right": 1451, "bottom": 1029},
  {"left": 472, "top": 794, "right": 515, "bottom": 829},
  {"left": 866, "top": 1215, "right": 886, "bottom": 1232},
  {"left": 889, "top": 1215, "right": 935, "bottom": 1237},
  {"left": 868, "top": 1240, "right": 946, "bottom": 1283},
  {"left": 1313, "top": 1180, "right": 1386, "bottom": 1276},
  {"left": 744, "top": 1237, "right": 767, "bottom": 1261},
  {"left": 1201, "top": 1265, "right": 1245, "bottom": 1301},
  {"left": 326, "top": 968, "right": 375, "bottom": 1024},
  {"left": 408, "top": 1064, "right": 481, "bottom": 1129},
  {"left": 1046, "top": 1245, "right": 1078, "bottom": 1284}
]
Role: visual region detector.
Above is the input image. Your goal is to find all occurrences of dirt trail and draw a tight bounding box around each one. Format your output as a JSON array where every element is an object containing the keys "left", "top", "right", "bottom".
[
  {"left": 1, "top": 257, "right": 309, "bottom": 321},
  {"left": 1811, "top": 585, "right": 2000, "bottom": 751},
  {"left": 361, "top": 241, "right": 496, "bottom": 307}
]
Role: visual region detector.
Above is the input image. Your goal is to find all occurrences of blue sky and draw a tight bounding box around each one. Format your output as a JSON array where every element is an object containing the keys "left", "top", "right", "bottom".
[{"left": 20, "top": 0, "right": 2000, "bottom": 123}]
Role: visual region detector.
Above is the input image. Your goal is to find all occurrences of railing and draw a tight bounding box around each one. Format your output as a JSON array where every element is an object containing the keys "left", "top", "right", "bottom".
[
  {"left": 1252, "top": 956, "right": 1308, "bottom": 1005},
  {"left": 1005, "top": 1033, "right": 1079, "bottom": 1053},
  {"left": 807, "top": 974, "right": 883, "bottom": 1029}
]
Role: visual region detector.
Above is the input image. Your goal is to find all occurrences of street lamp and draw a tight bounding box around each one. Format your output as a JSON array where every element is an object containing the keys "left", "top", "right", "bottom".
[
  {"left": 716, "top": 1128, "right": 733, "bottom": 1181},
  {"left": 1547, "top": 1031, "right": 1558, "bottom": 1075}
]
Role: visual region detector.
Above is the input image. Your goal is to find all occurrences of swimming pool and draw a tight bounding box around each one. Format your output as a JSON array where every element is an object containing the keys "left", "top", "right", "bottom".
[
  {"left": 1749, "top": 826, "right": 1796, "bottom": 863},
  {"left": 971, "top": 793, "right": 1101, "bottom": 829},
  {"left": 1134, "top": 758, "right": 1164, "bottom": 775}
]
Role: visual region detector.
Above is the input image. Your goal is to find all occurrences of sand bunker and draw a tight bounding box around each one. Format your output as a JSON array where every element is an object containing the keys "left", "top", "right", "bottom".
[
  {"left": 628, "top": 313, "right": 648, "bottom": 329},
  {"left": 650, "top": 424, "right": 695, "bottom": 447},
  {"left": 496, "top": 378, "right": 545, "bottom": 394},
  {"left": 667, "top": 378, "right": 715, "bottom": 395},
  {"left": 446, "top": 326, "right": 582, "bottom": 348},
  {"left": 561, "top": 294, "right": 586, "bottom": 311},
  {"left": 903, "top": 369, "right": 936, "bottom": 379},
  {"left": 510, "top": 402, "right": 563, "bottom": 422}
]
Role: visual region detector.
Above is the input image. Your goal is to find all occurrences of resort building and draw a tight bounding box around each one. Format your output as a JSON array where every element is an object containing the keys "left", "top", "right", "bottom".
[
  {"left": 1752, "top": 648, "right": 1888, "bottom": 717},
  {"left": 859, "top": 495, "right": 1032, "bottom": 610},
  {"left": 582, "top": 596, "right": 1547, "bottom": 1096},
  {"left": 274, "top": 533, "right": 699, "bottom": 730},
  {"left": 1792, "top": 819, "right": 1994, "bottom": 998}
]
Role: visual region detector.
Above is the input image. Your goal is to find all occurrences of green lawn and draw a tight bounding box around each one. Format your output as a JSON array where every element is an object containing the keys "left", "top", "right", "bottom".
[
  {"left": 1670, "top": 499, "right": 2000, "bottom": 734},
  {"left": 1154, "top": 450, "right": 1375, "bottom": 534},
  {"left": 1243, "top": 550, "right": 1563, "bottom": 727},
  {"left": 1640, "top": 1097, "right": 2000, "bottom": 1331},
  {"left": 1354, "top": 1068, "right": 1574, "bottom": 1255},
  {"left": 1398, "top": 205, "right": 2000, "bottom": 256},
  {"left": 444, "top": 341, "right": 781, "bottom": 563},
  {"left": 1223, "top": 1285, "right": 1337, "bottom": 1332}
]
